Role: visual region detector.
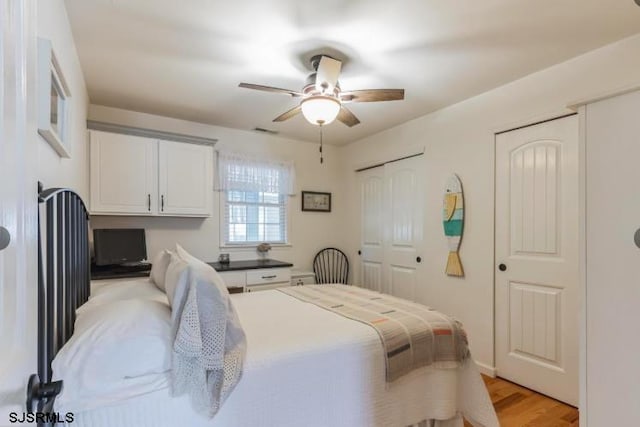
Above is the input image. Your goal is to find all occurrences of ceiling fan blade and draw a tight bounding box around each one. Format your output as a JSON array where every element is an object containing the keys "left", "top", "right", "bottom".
[
  {"left": 273, "top": 105, "right": 302, "bottom": 122},
  {"left": 340, "top": 89, "right": 405, "bottom": 103},
  {"left": 337, "top": 106, "right": 361, "bottom": 127},
  {"left": 239, "top": 83, "right": 302, "bottom": 97},
  {"left": 315, "top": 56, "right": 342, "bottom": 94}
]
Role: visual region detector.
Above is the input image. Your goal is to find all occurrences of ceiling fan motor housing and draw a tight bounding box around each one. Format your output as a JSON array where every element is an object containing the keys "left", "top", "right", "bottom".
[{"left": 303, "top": 73, "right": 340, "bottom": 96}]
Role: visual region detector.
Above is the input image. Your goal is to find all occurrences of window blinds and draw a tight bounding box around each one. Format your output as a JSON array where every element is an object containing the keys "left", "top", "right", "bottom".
[{"left": 217, "top": 151, "right": 294, "bottom": 244}]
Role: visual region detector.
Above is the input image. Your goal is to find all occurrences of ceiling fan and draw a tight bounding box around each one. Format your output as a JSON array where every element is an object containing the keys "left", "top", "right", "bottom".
[{"left": 239, "top": 55, "right": 405, "bottom": 127}]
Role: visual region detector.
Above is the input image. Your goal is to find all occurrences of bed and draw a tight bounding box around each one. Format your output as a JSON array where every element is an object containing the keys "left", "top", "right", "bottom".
[{"left": 31, "top": 186, "right": 498, "bottom": 427}]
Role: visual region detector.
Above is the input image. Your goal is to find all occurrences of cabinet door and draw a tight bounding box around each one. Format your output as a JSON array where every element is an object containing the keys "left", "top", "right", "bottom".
[
  {"left": 158, "top": 141, "right": 213, "bottom": 217},
  {"left": 90, "top": 131, "right": 157, "bottom": 215}
]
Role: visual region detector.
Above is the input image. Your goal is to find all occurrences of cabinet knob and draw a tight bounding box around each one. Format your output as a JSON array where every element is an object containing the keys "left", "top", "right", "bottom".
[
  {"left": 416, "top": 256, "right": 422, "bottom": 263},
  {"left": 498, "top": 263, "right": 507, "bottom": 272},
  {"left": 358, "top": 250, "right": 362, "bottom": 255}
]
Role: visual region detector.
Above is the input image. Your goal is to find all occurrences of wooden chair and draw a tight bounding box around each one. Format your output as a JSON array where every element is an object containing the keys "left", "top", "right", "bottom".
[{"left": 313, "top": 248, "right": 349, "bottom": 284}]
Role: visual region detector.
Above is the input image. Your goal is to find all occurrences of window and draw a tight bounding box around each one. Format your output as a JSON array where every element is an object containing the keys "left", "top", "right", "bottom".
[
  {"left": 217, "top": 152, "right": 294, "bottom": 246},
  {"left": 224, "top": 190, "right": 287, "bottom": 244}
]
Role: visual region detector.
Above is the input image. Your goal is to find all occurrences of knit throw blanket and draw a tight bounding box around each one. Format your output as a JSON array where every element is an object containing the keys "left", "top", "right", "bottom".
[
  {"left": 279, "top": 285, "right": 469, "bottom": 382},
  {"left": 171, "top": 264, "right": 246, "bottom": 418}
]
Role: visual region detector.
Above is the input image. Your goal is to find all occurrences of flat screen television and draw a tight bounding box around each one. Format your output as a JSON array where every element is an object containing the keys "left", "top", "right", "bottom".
[{"left": 93, "top": 228, "right": 147, "bottom": 266}]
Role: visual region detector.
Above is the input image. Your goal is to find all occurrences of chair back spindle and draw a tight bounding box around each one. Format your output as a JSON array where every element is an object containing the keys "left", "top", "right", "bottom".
[{"left": 313, "top": 248, "right": 349, "bottom": 284}]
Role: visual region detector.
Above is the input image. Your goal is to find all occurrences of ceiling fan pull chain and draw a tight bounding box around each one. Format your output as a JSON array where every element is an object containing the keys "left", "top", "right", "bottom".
[{"left": 319, "top": 124, "right": 324, "bottom": 164}]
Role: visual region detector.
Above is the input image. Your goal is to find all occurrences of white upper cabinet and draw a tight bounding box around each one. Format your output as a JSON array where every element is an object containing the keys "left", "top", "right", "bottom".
[
  {"left": 90, "top": 130, "right": 158, "bottom": 215},
  {"left": 90, "top": 130, "right": 214, "bottom": 217},
  {"left": 158, "top": 140, "right": 213, "bottom": 216}
]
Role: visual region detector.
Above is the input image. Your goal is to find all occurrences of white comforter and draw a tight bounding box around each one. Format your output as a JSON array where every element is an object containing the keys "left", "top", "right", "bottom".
[{"left": 65, "top": 283, "right": 498, "bottom": 427}]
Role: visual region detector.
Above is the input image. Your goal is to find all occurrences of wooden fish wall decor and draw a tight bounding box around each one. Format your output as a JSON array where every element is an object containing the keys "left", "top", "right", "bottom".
[{"left": 442, "top": 174, "right": 464, "bottom": 277}]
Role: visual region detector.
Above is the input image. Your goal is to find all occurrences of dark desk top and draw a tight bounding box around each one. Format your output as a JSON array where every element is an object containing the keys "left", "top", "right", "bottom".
[
  {"left": 208, "top": 259, "right": 293, "bottom": 272},
  {"left": 90, "top": 259, "right": 294, "bottom": 281},
  {"left": 91, "top": 263, "right": 151, "bottom": 280}
]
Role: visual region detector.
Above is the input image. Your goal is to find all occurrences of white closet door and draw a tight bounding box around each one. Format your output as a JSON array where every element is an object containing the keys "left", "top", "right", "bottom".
[
  {"left": 383, "top": 157, "right": 424, "bottom": 300},
  {"left": 90, "top": 131, "right": 157, "bottom": 215},
  {"left": 358, "top": 156, "right": 424, "bottom": 300},
  {"left": 158, "top": 141, "right": 213, "bottom": 217},
  {"left": 359, "top": 166, "right": 385, "bottom": 292},
  {"left": 495, "top": 115, "right": 579, "bottom": 405}
]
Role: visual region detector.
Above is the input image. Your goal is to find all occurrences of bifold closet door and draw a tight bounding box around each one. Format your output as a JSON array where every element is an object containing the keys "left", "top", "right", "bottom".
[
  {"left": 358, "top": 156, "right": 424, "bottom": 300},
  {"left": 495, "top": 115, "right": 579, "bottom": 406},
  {"left": 382, "top": 157, "right": 424, "bottom": 301},
  {"left": 359, "top": 166, "right": 384, "bottom": 293}
]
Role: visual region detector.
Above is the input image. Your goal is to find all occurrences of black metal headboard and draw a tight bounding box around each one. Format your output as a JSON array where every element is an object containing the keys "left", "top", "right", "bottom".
[{"left": 27, "top": 184, "right": 90, "bottom": 420}]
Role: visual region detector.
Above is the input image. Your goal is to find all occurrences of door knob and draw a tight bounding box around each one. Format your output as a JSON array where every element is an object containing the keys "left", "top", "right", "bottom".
[
  {"left": 0, "top": 227, "right": 10, "bottom": 251},
  {"left": 416, "top": 256, "right": 422, "bottom": 263},
  {"left": 498, "top": 263, "right": 507, "bottom": 272}
]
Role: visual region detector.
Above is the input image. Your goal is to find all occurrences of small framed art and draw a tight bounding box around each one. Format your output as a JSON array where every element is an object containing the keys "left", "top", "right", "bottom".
[
  {"left": 301, "top": 191, "right": 331, "bottom": 212},
  {"left": 38, "top": 38, "right": 71, "bottom": 158}
]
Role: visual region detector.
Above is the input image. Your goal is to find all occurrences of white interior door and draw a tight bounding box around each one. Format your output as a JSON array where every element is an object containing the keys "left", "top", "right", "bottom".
[
  {"left": 584, "top": 91, "right": 640, "bottom": 427},
  {"left": 383, "top": 157, "right": 424, "bottom": 300},
  {"left": 358, "top": 157, "right": 424, "bottom": 300},
  {"left": 0, "top": 0, "right": 38, "bottom": 418},
  {"left": 359, "top": 166, "right": 384, "bottom": 292},
  {"left": 495, "top": 115, "right": 579, "bottom": 405}
]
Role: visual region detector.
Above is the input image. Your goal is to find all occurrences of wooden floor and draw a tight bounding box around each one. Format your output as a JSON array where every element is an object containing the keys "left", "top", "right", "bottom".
[{"left": 464, "top": 376, "right": 579, "bottom": 427}]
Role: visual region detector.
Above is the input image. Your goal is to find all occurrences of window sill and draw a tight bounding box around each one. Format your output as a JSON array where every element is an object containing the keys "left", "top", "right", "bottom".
[{"left": 219, "top": 243, "right": 293, "bottom": 251}]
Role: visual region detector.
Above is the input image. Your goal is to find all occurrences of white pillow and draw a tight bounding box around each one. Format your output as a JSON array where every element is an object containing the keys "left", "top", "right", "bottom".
[
  {"left": 175, "top": 244, "right": 227, "bottom": 292},
  {"left": 164, "top": 252, "right": 190, "bottom": 308},
  {"left": 150, "top": 249, "right": 172, "bottom": 291},
  {"left": 77, "top": 279, "right": 168, "bottom": 316},
  {"left": 52, "top": 299, "right": 172, "bottom": 407}
]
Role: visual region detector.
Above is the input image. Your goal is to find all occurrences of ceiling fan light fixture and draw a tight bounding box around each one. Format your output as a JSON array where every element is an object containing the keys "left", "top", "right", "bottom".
[{"left": 301, "top": 96, "right": 341, "bottom": 125}]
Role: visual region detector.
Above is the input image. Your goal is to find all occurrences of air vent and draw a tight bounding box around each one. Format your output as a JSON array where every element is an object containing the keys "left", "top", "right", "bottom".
[{"left": 253, "top": 127, "right": 279, "bottom": 135}]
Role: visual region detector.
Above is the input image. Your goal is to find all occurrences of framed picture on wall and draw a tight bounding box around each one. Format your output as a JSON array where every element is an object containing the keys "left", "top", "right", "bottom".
[
  {"left": 301, "top": 191, "right": 331, "bottom": 212},
  {"left": 37, "top": 38, "right": 71, "bottom": 158}
]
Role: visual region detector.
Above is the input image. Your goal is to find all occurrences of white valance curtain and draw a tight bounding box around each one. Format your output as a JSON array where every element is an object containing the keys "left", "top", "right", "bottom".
[{"left": 216, "top": 151, "right": 296, "bottom": 196}]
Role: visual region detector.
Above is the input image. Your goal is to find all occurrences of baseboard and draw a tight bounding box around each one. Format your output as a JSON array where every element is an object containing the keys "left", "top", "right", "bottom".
[{"left": 475, "top": 361, "right": 496, "bottom": 377}]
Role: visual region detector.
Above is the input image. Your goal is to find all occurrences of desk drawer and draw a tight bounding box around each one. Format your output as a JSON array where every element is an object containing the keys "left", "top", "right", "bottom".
[{"left": 246, "top": 268, "right": 291, "bottom": 285}]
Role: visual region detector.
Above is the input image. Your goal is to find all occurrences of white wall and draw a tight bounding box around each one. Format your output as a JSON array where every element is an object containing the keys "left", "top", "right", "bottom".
[
  {"left": 37, "top": 0, "right": 89, "bottom": 198},
  {"left": 88, "top": 105, "right": 347, "bottom": 270},
  {"left": 339, "top": 33, "right": 640, "bottom": 373}
]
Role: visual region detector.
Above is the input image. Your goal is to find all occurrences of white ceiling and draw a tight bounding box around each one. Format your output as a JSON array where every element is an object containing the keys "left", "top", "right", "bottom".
[{"left": 65, "top": 0, "right": 640, "bottom": 145}]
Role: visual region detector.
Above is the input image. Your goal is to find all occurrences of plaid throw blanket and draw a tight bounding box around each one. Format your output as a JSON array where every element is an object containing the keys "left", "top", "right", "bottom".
[{"left": 279, "top": 284, "right": 469, "bottom": 382}]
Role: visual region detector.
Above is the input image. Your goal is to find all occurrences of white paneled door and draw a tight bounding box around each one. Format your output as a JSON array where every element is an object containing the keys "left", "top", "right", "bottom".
[
  {"left": 383, "top": 157, "right": 424, "bottom": 301},
  {"left": 359, "top": 166, "right": 384, "bottom": 293},
  {"left": 0, "top": 0, "right": 38, "bottom": 419},
  {"left": 359, "top": 157, "right": 424, "bottom": 300},
  {"left": 495, "top": 115, "right": 579, "bottom": 406}
]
